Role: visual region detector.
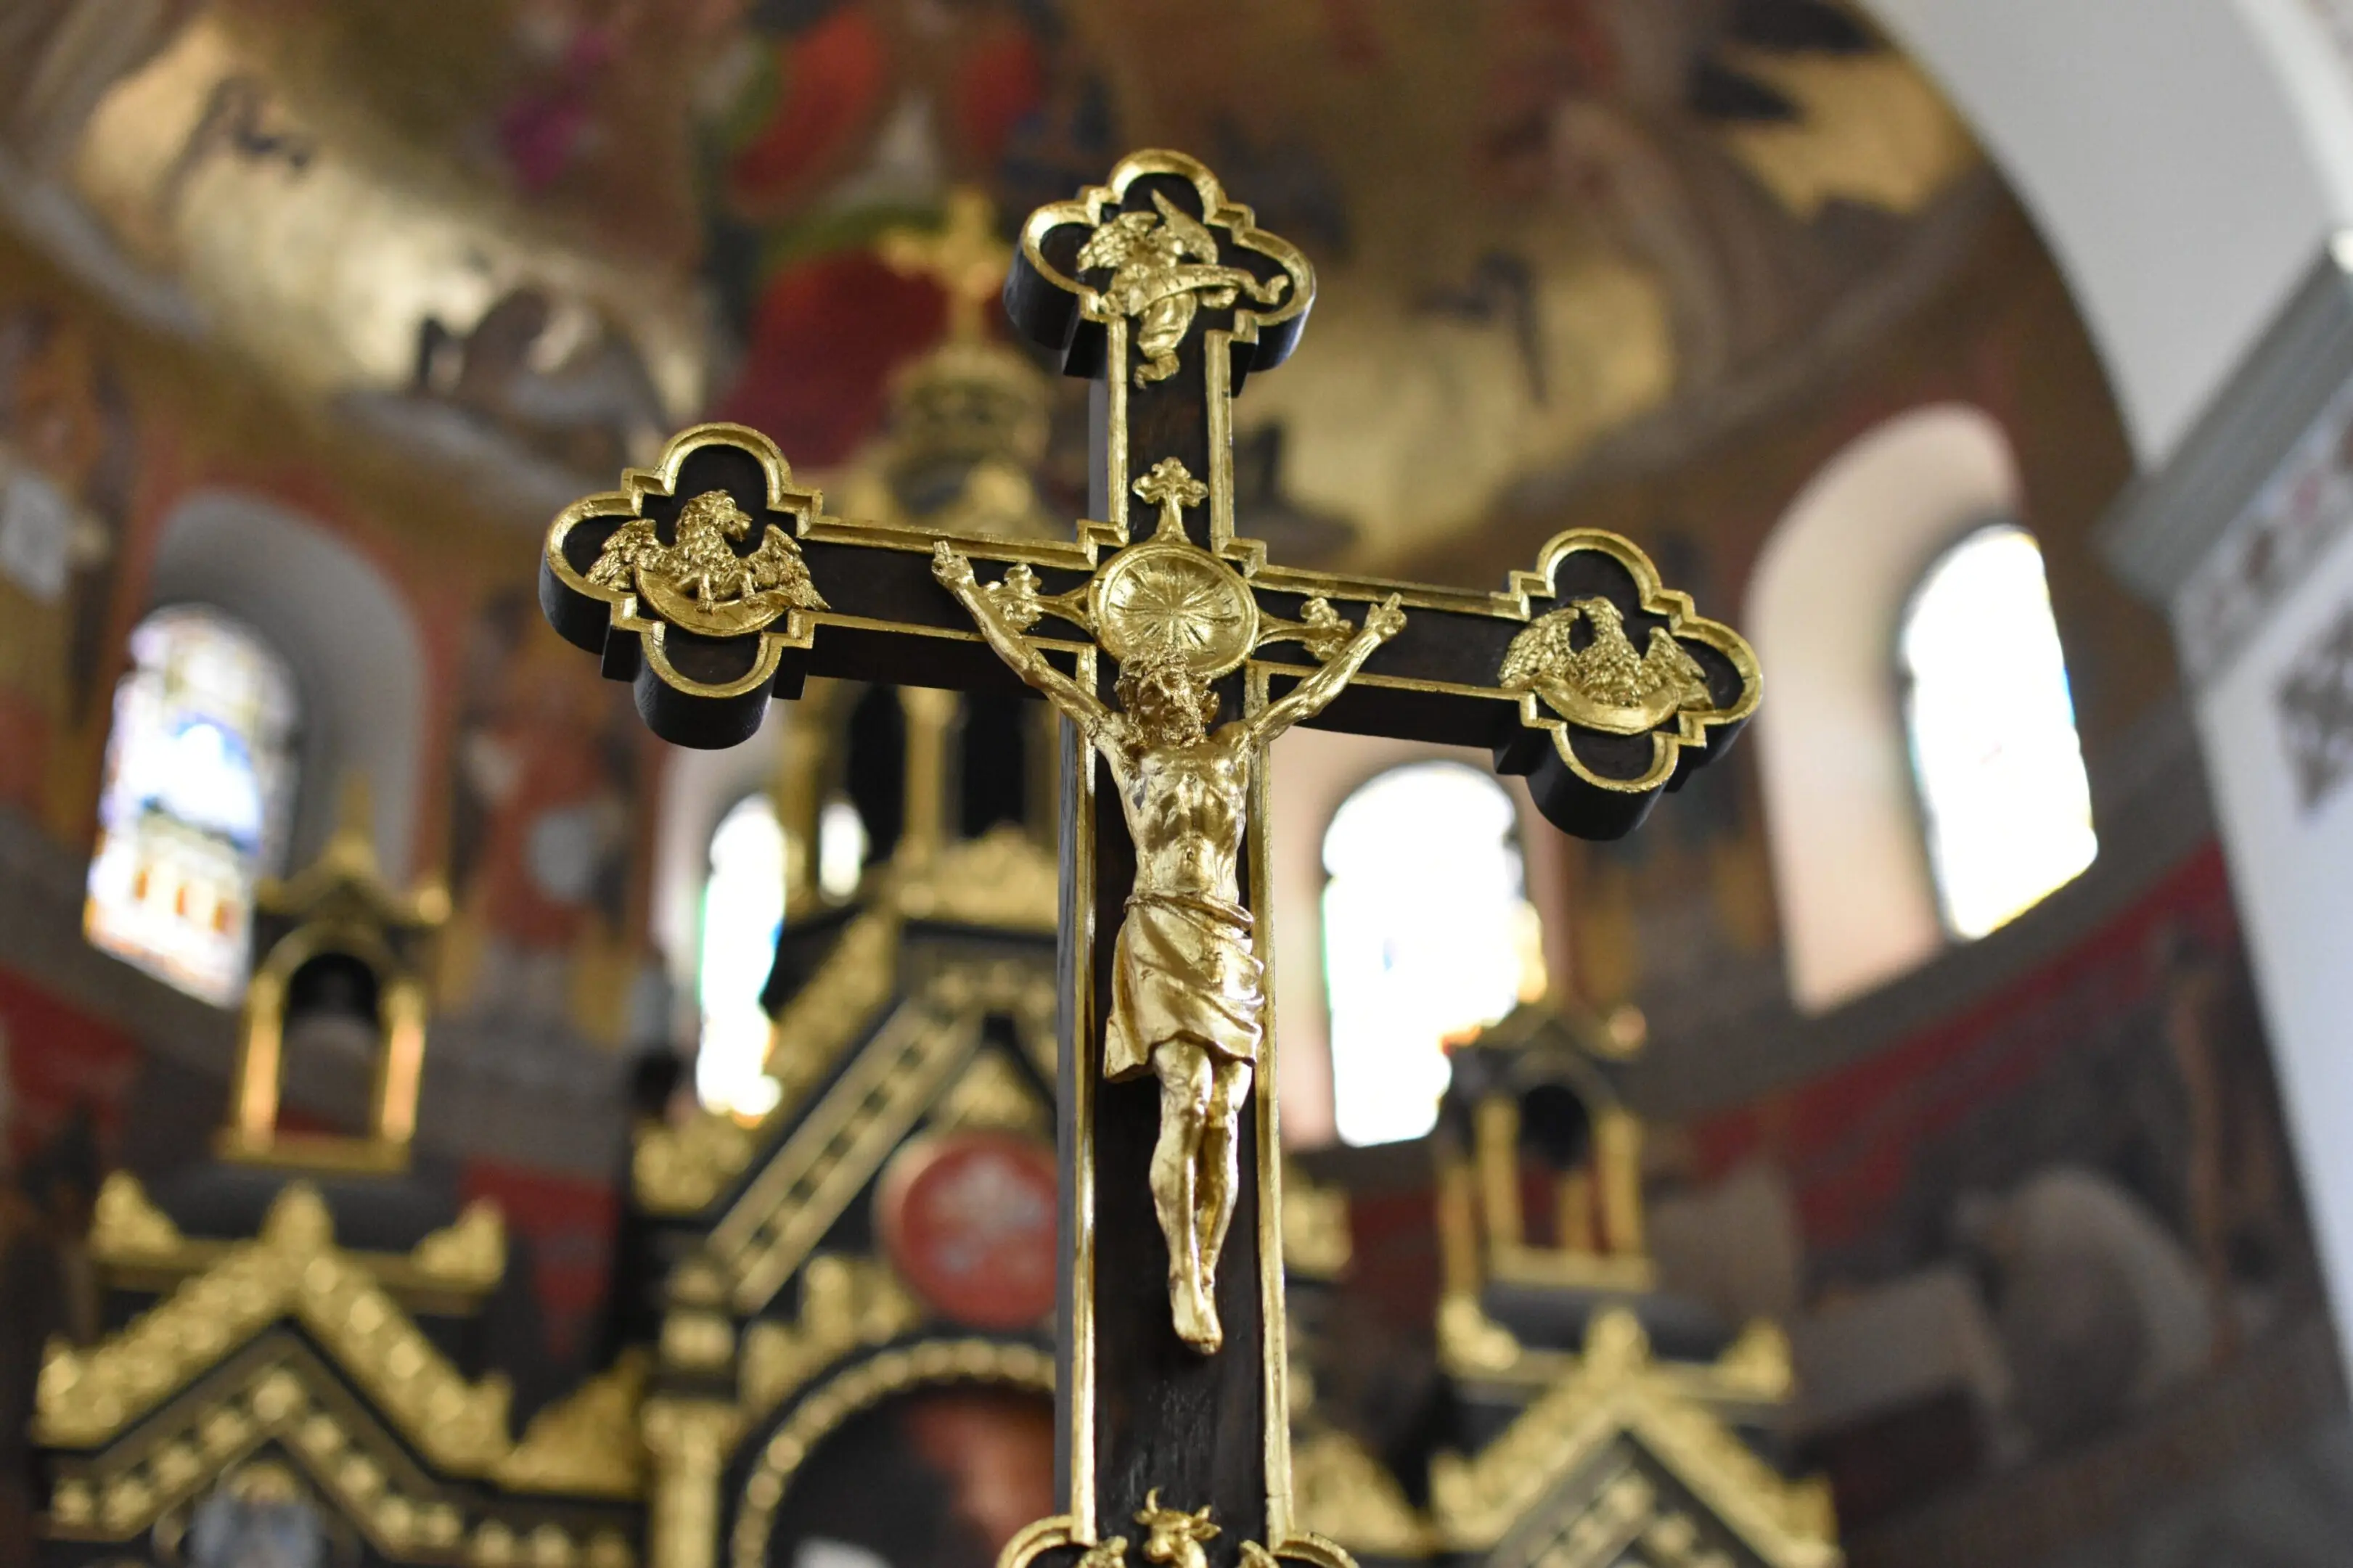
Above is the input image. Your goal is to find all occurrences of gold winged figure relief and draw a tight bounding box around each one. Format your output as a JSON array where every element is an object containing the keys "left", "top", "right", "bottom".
[
  {"left": 1499, "top": 596, "right": 1712, "bottom": 735},
  {"left": 588, "top": 488, "right": 827, "bottom": 638},
  {"left": 1077, "top": 190, "right": 1290, "bottom": 387}
]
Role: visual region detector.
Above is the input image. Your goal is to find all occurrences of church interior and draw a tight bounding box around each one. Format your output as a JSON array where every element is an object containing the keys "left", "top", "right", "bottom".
[{"left": 5, "top": 3, "right": 2353, "bottom": 1566}]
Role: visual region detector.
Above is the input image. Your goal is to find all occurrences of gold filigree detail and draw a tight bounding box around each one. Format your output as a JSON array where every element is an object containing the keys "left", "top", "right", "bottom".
[
  {"left": 740, "top": 1254, "right": 922, "bottom": 1419},
  {"left": 1072, "top": 192, "right": 1290, "bottom": 387},
  {"left": 1134, "top": 456, "right": 1208, "bottom": 519},
  {"left": 660, "top": 1257, "right": 738, "bottom": 1376},
  {"left": 589, "top": 488, "right": 827, "bottom": 639},
  {"left": 1281, "top": 1166, "right": 1351, "bottom": 1281},
  {"left": 44, "top": 1344, "right": 478, "bottom": 1553},
  {"left": 1511, "top": 1463, "right": 1664, "bottom": 1568},
  {"left": 933, "top": 1049, "right": 1051, "bottom": 1136},
  {"left": 1500, "top": 597, "right": 1712, "bottom": 736},
  {"left": 983, "top": 562, "right": 1092, "bottom": 636},
  {"left": 633, "top": 910, "right": 900, "bottom": 1215},
  {"left": 38, "top": 1184, "right": 512, "bottom": 1474},
  {"left": 716, "top": 988, "right": 982, "bottom": 1313},
  {"left": 1253, "top": 597, "right": 1354, "bottom": 662},
  {"left": 1507, "top": 1453, "right": 1756, "bottom": 1568},
  {"left": 89, "top": 1173, "right": 508, "bottom": 1310},
  {"left": 1709, "top": 1320, "right": 1796, "bottom": 1404},
  {"left": 896, "top": 824, "right": 1060, "bottom": 932},
  {"left": 41, "top": 1335, "right": 634, "bottom": 1559},
  {"left": 411, "top": 1199, "right": 508, "bottom": 1293},
  {"left": 1437, "top": 1292, "right": 1526, "bottom": 1376},
  {"left": 1292, "top": 1429, "right": 1433, "bottom": 1557},
  {"left": 496, "top": 1350, "right": 647, "bottom": 1499},
  {"left": 644, "top": 1397, "right": 742, "bottom": 1568},
  {"left": 731, "top": 1339, "right": 1055, "bottom": 1568},
  {"left": 90, "top": 1171, "right": 182, "bottom": 1261},
  {"left": 1428, "top": 1310, "right": 1837, "bottom": 1567},
  {"left": 769, "top": 910, "right": 901, "bottom": 1101}
]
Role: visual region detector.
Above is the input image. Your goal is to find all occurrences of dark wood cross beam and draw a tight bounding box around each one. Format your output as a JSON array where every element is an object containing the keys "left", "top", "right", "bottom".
[{"left": 539, "top": 150, "right": 1759, "bottom": 1568}]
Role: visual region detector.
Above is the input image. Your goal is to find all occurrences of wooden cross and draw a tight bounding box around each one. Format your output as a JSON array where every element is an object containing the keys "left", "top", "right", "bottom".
[{"left": 539, "top": 152, "right": 1759, "bottom": 1568}]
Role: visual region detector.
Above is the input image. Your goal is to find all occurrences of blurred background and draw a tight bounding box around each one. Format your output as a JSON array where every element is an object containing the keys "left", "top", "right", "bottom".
[{"left": 4, "top": 2, "right": 2353, "bottom": 1567}]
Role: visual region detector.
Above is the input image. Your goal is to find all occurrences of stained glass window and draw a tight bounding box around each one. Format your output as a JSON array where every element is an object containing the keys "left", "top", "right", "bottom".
[
  {"left": 84, "top": 607, "right": 300, "bottom": 1004},
  {"left": 697, "top": 792, "right": 787, "bottom": 1117},
  {"left": 1901, "top": 525, "right": 2097, "bottom": 938},
  {"left": 1322, "top": 763, "right": 1547, "bottom": 1146}
]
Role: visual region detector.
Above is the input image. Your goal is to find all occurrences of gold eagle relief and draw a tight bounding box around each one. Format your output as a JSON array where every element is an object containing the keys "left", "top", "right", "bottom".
[
  {"left": 1500, "top": 597, "right": 1713, "bottom": 735},
  {"left": 1077, "top": 191, "right": 1289, "bottom": 387},
  {"left": 588, "top": 488, "right": 827, "bottom": 638}
]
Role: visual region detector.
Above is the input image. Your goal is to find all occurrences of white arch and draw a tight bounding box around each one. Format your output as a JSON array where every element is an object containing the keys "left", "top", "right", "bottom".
[
  {"left": 146, "top": 490, "right": 428, "bottom": 881},
  {"left": 1748, "top": 403, "right": 2023, "bottom": 1012},
  {"left": 1867, "top": 0, "right": 2353, "bottom": 460}
]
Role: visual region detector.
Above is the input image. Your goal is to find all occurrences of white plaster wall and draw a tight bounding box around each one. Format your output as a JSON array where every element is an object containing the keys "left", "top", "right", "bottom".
[
  {"left": 1868, "top": 0, "right": 2353, "bottom": 459},
  {"left": 2190, "top": 528, "right": 2353, "bottom": 1370},
  {"left": 1748, "top": 405, "right": 2021, "bottom": 1011}
]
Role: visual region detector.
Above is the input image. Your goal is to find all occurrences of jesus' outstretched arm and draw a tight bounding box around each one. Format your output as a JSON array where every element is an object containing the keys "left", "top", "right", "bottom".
[
  {"left": 1245, "top": 593, "right": 1406, "bottom": 744},
  {"left": 932, "top": 542, "right": 1122, "bottom": 747}
]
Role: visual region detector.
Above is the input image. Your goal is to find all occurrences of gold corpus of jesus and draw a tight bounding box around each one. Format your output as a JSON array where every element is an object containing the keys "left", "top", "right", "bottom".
[{"left": 933, "top": 459, "right": 1402, "bottom": 1354}]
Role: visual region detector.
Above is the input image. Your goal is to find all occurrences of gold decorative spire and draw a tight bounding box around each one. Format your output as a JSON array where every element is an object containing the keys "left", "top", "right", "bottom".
[
  {"left": 221, "top": 773, "right": 449, "bottom": 1174},
  {"left": 879, "top": 186, "right": 1012, "bottom": 343}
]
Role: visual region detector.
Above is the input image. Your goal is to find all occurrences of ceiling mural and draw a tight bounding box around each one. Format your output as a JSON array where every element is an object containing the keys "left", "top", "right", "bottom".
[{"left": 0, "top": 0, "right": 1983, "bottom": 575}]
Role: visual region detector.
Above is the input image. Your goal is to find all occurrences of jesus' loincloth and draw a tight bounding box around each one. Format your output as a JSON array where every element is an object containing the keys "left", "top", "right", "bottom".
[{"left": 1102, "top": 891, "right": 1265, "bottom": 1080}]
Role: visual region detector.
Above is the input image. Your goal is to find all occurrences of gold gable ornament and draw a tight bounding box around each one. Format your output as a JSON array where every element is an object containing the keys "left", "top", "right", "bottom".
[
  {"left": 1410, "top": 1003, "right": 1841, "bottom": 1568},
  {"left": 219, "top": 777, "right": 450, "bottom": 1175}
]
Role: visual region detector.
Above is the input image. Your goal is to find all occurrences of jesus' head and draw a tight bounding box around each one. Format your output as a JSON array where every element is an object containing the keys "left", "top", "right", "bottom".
[{"left": 1115, "top": 649, "right": 1219, "bottom": 747}]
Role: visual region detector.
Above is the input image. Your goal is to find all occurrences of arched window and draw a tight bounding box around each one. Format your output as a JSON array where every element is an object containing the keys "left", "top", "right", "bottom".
[
  {"left": 1751, "top": 405, "right": 2032, "bottom": 1011},
  {"left": 84, "top": 605, "right": 301, "bottom": 1004},
  {"left": 1900, "top": 524, "right": 2096, "bottom": 937},
  {"left": 697, "top": 792, "right": 788, "bottom": 1117},
  {"left": 1322, "top": 763, "right": 1546, "bottom": 1147}
]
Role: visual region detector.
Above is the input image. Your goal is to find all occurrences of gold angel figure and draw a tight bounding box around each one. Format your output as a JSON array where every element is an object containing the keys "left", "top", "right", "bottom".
[
  {"left": 589, "top": 488, "right": 827, "bottom": 636},
  {"left": 1077, "top": 191, "right": 1290, "bottom": 388},
  {"left": 932, "top": 538, "right": 1403, "bottom": 1352}
]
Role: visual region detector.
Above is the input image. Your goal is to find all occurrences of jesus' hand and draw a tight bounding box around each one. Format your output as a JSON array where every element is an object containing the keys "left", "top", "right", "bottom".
[{"left": 930, "top": 540, "right": 977, "bottom": 591}]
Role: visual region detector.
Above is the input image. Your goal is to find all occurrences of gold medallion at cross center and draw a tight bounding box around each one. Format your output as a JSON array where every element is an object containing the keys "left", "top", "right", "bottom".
[{"left": 1093, "top": 541, "right": 1259, "bottom": 679}]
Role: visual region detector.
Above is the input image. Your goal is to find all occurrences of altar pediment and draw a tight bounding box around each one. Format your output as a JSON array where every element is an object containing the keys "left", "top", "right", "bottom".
[{"left": 36, "top": 1182, "right": 645, "bottom": 1566}]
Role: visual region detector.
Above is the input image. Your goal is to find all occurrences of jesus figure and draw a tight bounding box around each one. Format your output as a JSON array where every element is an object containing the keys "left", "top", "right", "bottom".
[{"left": 933, "top": 540, "right": 1404, "bottom": 1352}]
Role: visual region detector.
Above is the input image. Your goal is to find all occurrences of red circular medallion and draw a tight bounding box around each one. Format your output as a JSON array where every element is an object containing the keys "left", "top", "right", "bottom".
[{"left": 877, "top": 1131, "right": 1059, "bottom": 1329}]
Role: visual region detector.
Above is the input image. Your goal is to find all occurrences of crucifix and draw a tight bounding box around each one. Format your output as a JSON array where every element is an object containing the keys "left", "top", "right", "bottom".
[{"left": 540, "top": 151, "right": 1759, "bottom": 1568}]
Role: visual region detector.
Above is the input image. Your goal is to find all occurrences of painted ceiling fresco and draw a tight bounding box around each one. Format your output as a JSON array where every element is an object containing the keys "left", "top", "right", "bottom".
[{"left": 0, "top": 0, "right": 1984, "bottom": 575}]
